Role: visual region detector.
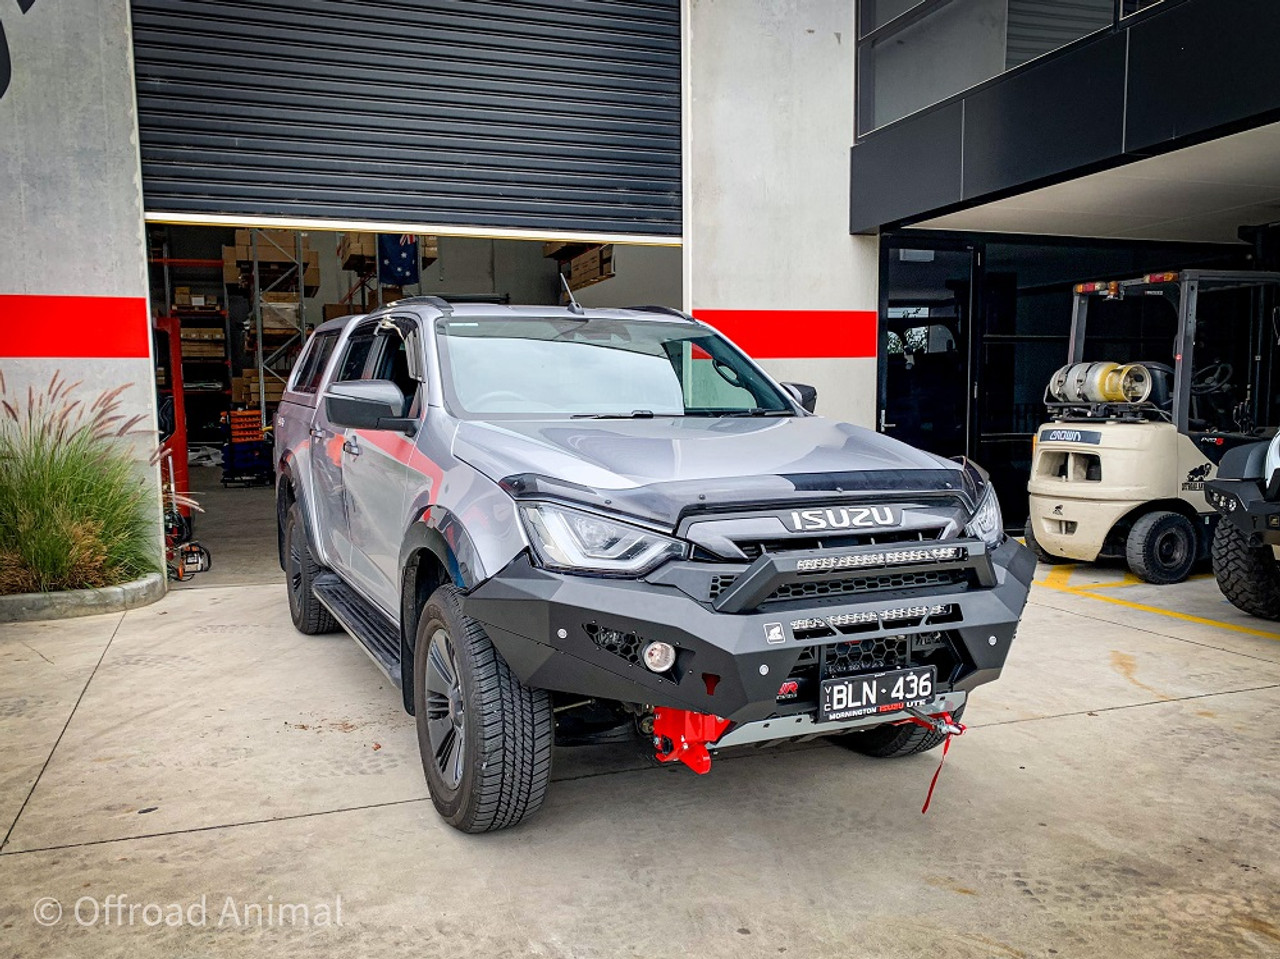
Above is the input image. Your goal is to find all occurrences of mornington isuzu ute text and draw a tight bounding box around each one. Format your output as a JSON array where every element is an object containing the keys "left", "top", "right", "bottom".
[{"left": 274, "top": 298, "right": 1034, "bottom": 832}]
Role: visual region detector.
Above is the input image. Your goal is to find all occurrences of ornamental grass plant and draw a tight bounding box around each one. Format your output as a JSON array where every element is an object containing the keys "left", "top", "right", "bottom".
[{"left": 0, "top": 371, "right": 158, "bottom": 594}]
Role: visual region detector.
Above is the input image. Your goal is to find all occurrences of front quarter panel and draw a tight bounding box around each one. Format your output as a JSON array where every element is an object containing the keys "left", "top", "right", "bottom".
[{"left": 400, "top": 409, "right": 529, "bottom": 590}]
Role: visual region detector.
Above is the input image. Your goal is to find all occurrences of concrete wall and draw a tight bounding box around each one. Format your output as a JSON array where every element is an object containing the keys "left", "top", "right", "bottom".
[
  {"left": 0, "top": 1, "right": 162, "bottom": 557},
  {"left": 686, "top": 0, "right": 879, "bottom": 428}
]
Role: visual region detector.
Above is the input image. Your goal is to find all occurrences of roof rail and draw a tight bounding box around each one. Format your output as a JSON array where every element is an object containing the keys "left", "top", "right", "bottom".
[
  {"left": 626, "top": 304, "right": 695, "bottom": 321},
  {"left": 389, "top": 295, "right": 453, "bottom": 314}
]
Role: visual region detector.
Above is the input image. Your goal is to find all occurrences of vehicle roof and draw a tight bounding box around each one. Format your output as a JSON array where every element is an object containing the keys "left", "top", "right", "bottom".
[{"left": 313, "top": 301, "right": 696, "bottom": 335}]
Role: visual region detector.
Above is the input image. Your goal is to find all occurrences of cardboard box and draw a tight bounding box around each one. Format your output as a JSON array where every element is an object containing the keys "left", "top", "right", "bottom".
[
  {"left": 234, "top": 229, "right": 309, "bottom": 257},
  {"left": 338, "top": 232, "right": 377, "bottom": 269},
  {"left": 261, "top": 302, "right": 300, "bottom": 330},
  {"left": 323, "top": 303, "right": 360, "bottom": 321},
  {"left": 180, "top": 342, "right": 225, "bottom": 358},
  {"left": 180, "top": 328, "right": 225, "bottom": 342},
  {"left": 567, "top": 245, "right": 614, "bottom": 291},
  {"left": 421, "top": 235, "right": 439, "bottom": 266},
  {"left": 222, "top": 246, "right": 240, "bottom": 282}
]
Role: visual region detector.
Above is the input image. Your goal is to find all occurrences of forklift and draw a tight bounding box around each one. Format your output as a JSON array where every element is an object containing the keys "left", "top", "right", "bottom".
[{"left": 1026, "top": 270, "right": 1280, "bottom": 584}]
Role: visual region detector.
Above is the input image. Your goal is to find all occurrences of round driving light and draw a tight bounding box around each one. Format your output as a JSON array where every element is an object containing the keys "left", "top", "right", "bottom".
[{"left": 642, "top": 641, "right": 677, "bottom": 673}]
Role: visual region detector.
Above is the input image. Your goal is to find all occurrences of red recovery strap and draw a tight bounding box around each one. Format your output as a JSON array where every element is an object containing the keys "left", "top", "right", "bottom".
[{"left": 901, "top": 711, "right": 966, "bottom": 814}]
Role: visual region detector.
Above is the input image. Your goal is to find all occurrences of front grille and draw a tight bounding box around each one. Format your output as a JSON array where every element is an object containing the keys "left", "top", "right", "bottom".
[
  {"left": 824, "top": 635, "right": 909, "bottom": 676},
  {"left": 709, "top": 574, "right": 737, "bottom": 600},
  {"left": 737, "top": 528, "right": 940, "bottom": 560},
  {"left": 766, "top": 568, "right": 966, "bottom": 605}
]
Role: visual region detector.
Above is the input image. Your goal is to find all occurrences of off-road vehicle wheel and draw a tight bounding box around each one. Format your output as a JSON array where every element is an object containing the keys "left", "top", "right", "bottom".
[
  {"left": 1024, "top": 517, "right": 1068, "bottom": 565},
  {"left": 285, "top": 505, "right": 338, "bottom": 634},
  {"left": 834, "top": 706, "right": 965, "bottom": 758},
  {"left": 414, "top": 585, "right": 554, "bottom": 833},
  {"left": 1126, "top": 510, "right": 1196, "bottom": 585},
  {"left": 1211, "top": 521, "right": 1280, "bottom": 621}
]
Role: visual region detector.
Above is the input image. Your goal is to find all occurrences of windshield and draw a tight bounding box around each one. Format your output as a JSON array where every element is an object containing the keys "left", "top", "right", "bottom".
[{"left": 434, "top": 316, "right": 793, "bottom": 418}]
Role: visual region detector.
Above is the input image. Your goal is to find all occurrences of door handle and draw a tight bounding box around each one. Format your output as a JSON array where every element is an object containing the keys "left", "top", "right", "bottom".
[
  {"left": 342, "top": 437, "right": 361, "bottom": 456},
  {"left": 309, "top": 427, "right": 325, "bottom": 439}
]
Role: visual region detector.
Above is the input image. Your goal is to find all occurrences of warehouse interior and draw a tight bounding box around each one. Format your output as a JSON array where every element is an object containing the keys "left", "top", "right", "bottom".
[{"left": 149, "top": 226, "right": 681, "bottom": 584}]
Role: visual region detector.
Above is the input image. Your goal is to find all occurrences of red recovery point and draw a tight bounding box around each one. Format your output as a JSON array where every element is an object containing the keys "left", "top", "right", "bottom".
[{"left": 652, "top": 709, "right": 731, "bottom": 774}]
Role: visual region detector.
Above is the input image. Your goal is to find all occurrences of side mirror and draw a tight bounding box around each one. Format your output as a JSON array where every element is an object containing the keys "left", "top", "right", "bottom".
[
  {"left": 325, "top": 380, "right": 413, "bottom": 432},
  {"left": 781, "top": 382, "right": 817, "bottom": 413}
]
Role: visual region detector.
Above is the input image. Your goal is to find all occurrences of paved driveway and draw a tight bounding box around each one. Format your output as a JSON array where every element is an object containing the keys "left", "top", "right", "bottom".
[{"left": 1, "top": 565, "right": 1277, "bottom": 958}]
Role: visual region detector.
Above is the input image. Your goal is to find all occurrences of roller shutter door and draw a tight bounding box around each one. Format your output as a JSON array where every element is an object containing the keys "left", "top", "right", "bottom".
[{"left": 130, "top": 0, "right": 681, "bottom": 238}]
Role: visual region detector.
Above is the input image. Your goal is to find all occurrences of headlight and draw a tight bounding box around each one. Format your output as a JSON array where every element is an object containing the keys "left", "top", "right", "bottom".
[
  {"left": 966, "top": 483, "right": 1005, "bottom": 548},
  {"left": 518, "top": 503, "right": 687, "bottom": 575},
  {"left": 1267, "top": 433, "right": 1280, "bottom": 492}
]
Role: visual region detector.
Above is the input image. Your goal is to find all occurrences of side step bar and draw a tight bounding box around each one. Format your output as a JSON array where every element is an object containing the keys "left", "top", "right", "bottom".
[{"left": 312, "top": 573, "right": 402, "bottom": 688}]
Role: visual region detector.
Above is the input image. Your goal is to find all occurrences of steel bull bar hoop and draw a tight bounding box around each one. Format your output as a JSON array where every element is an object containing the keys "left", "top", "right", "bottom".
[{"left": 711, "top": 539, "right": 992, "bottom": 614}]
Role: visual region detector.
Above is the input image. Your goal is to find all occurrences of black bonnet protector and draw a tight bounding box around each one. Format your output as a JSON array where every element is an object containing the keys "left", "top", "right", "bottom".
[{"left": 500, "top": 468, "right": 976, "bottom": 531}]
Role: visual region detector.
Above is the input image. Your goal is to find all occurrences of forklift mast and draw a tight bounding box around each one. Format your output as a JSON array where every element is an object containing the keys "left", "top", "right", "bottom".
[{"left": 1065, "top": 270, "right": 1280, "bottom": 439}]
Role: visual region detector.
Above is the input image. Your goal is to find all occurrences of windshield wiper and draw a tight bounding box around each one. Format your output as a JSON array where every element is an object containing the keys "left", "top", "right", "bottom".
[
  {"left": 570, "top": 410, "right": 662, "bottom": 419},
  {"left": 698, "top": 408, "right": 794, "bottom": 417}
]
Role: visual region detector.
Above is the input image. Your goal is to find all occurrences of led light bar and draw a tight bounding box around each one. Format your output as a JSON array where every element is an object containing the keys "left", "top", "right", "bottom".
[
  {"left": 789, "top": 617, "right": 829, "bottom": 632},
  {"left": 880, "top": 606, "right": 929, "bottom": 621},
  {"left": 826, "top": 611, "right": 880, "bottom": 627},
  {"left": 795, "top": 545, "right": 965, "bottom": 573}
]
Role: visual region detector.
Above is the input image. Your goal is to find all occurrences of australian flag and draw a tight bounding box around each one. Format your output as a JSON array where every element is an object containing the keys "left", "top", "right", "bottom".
[{"left": 378, "top": 234, "right": 420, "bottom": 286}]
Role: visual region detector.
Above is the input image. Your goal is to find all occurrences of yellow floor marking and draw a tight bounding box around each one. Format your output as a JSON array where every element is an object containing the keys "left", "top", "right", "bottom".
[
  {"left": 1074, "top": 571, "right": 1142, "bottom": 591},
  {"left": 1038, "top": 575, "right": 1280, "bottom": 641},
  {"left": 1026, "top": 543, "right": 1278, "bottom": 639},
  {"left": 1042, "top": 564, "right": 1076, "bottom": 589}
]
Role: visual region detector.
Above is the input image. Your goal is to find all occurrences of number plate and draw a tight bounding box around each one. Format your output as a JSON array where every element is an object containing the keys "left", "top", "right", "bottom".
[{"left": 819, "top": 666, "right": 936, "bottom": 723}]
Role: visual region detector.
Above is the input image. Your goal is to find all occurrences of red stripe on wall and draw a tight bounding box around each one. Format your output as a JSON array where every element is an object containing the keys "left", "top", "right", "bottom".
[
  {"left": 0, "top": 295, "right": 151, "bottom": 358},
  {"left": 693, "top": 309, "right": 878, "bottom": 359}
]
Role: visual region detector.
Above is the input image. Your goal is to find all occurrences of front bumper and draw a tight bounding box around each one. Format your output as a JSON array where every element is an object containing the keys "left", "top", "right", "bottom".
[
  {"left": 1206, "top": 478, "right": 1280, "bottom": 547},
  {"left": 464, "top": 537, "right": 1035, "bottom": 726}
]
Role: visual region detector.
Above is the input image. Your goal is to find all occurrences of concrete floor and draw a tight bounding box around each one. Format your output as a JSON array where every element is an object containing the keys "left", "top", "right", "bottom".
[
  {"left": 1, "top": 502, "right": 1278, "bottom": 957},
  {"left": 170, "top": 465, "right": 283, "bottom": 589}
]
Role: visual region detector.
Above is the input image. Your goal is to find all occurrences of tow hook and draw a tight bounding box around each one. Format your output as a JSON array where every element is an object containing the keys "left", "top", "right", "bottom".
[
  {"left": 905, "top": 708, "right": 966, "bottom": 738},
  {"left": 903, "top": 709, "right": 966, "bottom": 814},
  {"left": 652, "top": 708, "right": 730, "bottom": 775}
]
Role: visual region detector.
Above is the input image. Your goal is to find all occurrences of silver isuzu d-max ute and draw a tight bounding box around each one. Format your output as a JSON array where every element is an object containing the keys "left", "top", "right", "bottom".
[{"left": 274, "top": 297, "right": 1034, "bottom": 832}]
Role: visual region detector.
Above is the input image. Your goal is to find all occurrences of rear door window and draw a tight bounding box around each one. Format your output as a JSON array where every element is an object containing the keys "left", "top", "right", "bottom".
[{"left": 290, "top": 330, "right": 339, "bottom": 393}]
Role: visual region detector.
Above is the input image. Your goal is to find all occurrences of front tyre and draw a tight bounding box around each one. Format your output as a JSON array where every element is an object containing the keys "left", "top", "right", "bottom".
[
  {"left": 413, "top": 585, "right": 554, "bottom": 833},
  {"left": 284, "top": 504, "right": 338, "bottom": 634},
  {"left": 1125, "top": 510, "right": 1197, "bottom": 585},
  {"left": 1211, "top": 521, "right": 1280, "bottom": 621},
  {"left": 834, "top": 706, "right": 966, "bottom": 758}
]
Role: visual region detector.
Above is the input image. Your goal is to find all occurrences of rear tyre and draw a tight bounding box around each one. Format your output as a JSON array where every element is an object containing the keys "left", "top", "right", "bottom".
[
  {"left": 1125, "top": 510, "right": 1196, "bottom": 585},
  {"left": 834, "top": 706, "right": 965, "bottom": 758},
  {"left": 1024, "top": 517, "right": 1068, "bottom": 565},
  {"left": 1211, "top": 521, "right": 1280, "bottom": 621},
  {"left": 285, "top": 504, "right": 338, "bottom": 634},
  {"left": 414, "top": 584, "right": 554, "bottom": 833}
]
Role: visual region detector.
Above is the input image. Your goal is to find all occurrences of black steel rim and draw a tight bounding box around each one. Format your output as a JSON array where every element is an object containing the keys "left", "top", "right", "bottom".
[
  {"left": 1156, "top": 528, "right": 1189, "bottom": 568},
  {"left": 424, "top": 627, "right": 466, "bottom": 789}
]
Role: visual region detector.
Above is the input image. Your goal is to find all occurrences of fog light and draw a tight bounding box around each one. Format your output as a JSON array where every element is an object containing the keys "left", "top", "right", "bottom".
[{"left": 642, "top": 641, "right": 677, "bottom": 673}]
